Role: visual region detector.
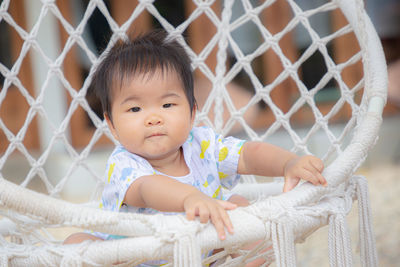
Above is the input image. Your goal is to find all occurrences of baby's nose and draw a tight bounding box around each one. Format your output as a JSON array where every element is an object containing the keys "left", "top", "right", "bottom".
[{"left": 145, "top": 114, "right": 163, "bottom": 126}]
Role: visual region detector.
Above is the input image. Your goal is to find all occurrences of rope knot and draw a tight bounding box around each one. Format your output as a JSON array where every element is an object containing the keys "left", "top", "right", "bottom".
[
  {"left": 153, "top": 215, "right": 201, "bottom": 241},
  {"left": 70, "top": 30, "right": 83, "bottom": 41},
  {"left": 196, "top": 0, "right": 213, "bottom": 9},
  {"left": 113, "top": 29, "right": 126, "bottom": 39},
  {"left": 6, "top": 71, "right": 18, "bottom": 83},
  {"left": 48, "top": 62, "right": 60, "bottom": 73},
  {"left": 24, "top": 34, "right": 37, "bottom": 47},
  {"left": 30, "top": 99, "right": 43, "bottom": 113},
  {"left": 60, "top": 250, "right": 83, "bottom": 267},
  {"left": 42, "top": 0, "right": 56, "bottom": 5},
  {"left": 247, "top": 9, "right": 259, "bottom": 20},
  {"left": 249, "top": 198, "right": 290, "bottom": 223},
  {"left": 153, "top": 216, "right": 203, "bottom": 267},
  {"left": 138, "top": 0, "right": 155, "bottom": 5},
  {"left": 240, "top": 56, "right": 251, "bottom": 65},
  {"left": 285, "top": 65, "right": 297, "bottom": 76}
]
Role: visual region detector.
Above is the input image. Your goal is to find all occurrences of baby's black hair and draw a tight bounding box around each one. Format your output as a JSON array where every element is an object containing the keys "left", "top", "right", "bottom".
[{"left": 91, "top": 29, "right": 195, "bottom": 121}]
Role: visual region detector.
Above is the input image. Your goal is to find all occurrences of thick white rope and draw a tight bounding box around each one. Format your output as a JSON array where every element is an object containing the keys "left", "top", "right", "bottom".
[
  {"left": 212, "top": 0, "right": 233, "bottom": 132},
  {"left": 0, "top": 179, "right": 369, "bottom": 266}
]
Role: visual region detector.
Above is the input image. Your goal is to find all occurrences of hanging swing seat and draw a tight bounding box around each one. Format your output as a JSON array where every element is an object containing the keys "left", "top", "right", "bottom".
[{"left": 0, "top": 0, "right": 387, "bottom": 266}]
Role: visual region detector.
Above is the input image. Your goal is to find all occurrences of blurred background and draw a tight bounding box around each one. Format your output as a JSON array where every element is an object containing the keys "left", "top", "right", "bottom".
[{"left": 0, "top": 0, "right": 399, "bottom": 266}]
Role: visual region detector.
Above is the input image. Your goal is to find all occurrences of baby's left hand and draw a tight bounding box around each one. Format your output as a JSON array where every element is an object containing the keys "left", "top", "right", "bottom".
[{"left": 283, "top": 155, "right": 327, "bottom": 192}]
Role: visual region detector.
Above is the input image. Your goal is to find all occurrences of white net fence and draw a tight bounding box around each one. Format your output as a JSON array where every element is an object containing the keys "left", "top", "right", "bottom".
[
  {"left": 0, "top": 0, "right": 387, "bottom": 266},
  {"left": 1, "top": 0, "right": 366, "bottom": 198}
]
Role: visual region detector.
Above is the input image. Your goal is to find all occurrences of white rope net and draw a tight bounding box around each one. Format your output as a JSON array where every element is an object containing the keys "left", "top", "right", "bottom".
[{"left": 0, "top": 0, "right": 387, "bottom": 266}]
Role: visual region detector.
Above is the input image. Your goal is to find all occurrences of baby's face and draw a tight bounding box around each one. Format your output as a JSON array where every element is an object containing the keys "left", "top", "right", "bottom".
[{"left": 106, "top": 69, "right": 195, "bottom": 162}]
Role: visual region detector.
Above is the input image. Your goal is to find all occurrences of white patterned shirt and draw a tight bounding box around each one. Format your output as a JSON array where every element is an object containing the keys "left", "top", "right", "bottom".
[{"left": 95, "top": 126, "right": 245, "bottom": 243}]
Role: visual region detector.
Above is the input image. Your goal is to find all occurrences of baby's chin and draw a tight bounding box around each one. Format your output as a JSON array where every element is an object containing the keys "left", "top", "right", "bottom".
[{"left": 137, "top": 146, "right": 183, "bottom": 162}]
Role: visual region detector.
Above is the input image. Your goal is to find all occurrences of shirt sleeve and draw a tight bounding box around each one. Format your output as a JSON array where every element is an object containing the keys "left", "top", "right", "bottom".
[
  {"left": 100, "top": 149, "right": 154, "bottom": 213},
  {"left": 213, "top": 132, "right": 246, "bottom": 190}
]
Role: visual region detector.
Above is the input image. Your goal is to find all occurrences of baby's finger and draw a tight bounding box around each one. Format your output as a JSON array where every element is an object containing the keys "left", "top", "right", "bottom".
[
  {"left": 186, "top": 206, "right": 196, "bottom": 221},
  {"left": 298, "top": 168, "right": 319, "bottom": 185},
  {"left": 216, "top": 199, "right": 237, "bottom": 210},
  {"left": 209, "top": 206, "right": 226, "bottom": 240},
  {"left": 218, "top": 206, "right": 234, "bottom": 235},
  {"left": 316, "top": 172, "right": 328, "bottom": 186},
  {"left": 283, "top": 176, "right": 300, "bottom": 192},
  {"left": 305, "top": 161, "right": 327, "bottom": 186},
  {"left": 198, "top": 204, "right": 210, "bottom": 224},
  {"left": 304, "top": 164, "right": 322, "bottom": 180},
  {"left": 309, "top": 157, "right": 324, "bottom": 172}
]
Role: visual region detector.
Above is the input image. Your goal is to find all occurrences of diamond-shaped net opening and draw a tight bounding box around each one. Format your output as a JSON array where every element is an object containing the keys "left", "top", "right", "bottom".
[
  {"left": 0, "top": 0, "right": 384, "bottom": 265},
  {"left": 0, "top": 20, "right": 22, "bottom": 70}
]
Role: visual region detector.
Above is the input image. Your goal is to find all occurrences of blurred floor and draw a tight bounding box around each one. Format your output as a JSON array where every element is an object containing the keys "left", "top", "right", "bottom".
[{"left": 293, "top": 163, "right": 400, "bottom": 267}]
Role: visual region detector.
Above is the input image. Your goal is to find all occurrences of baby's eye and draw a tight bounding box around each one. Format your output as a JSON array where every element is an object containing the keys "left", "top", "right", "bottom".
[
  {"left": 129, "top": 107, "right": 141, "bottom": 112},
  {"left": 163, "top": 103, "right": 173, "bottom": 108}
]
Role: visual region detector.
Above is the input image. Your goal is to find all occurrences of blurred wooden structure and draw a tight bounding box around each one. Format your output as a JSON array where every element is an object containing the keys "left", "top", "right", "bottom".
[
  {"left": 0, "top": 0, "right": 40, "bottom": 153},
  {"left": 1, "top": 0, "right": 396, "bottom": 154}
]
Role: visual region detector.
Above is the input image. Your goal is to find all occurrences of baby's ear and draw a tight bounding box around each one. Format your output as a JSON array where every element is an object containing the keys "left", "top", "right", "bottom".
[
  {"left": 104, "top": 113, "right": 118, "bottom": 139},
  {"left": 190, "top": 106, "right": 197, "bottom": 125}
]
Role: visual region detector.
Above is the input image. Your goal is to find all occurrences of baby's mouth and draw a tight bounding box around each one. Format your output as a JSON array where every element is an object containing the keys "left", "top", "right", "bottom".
[{"left": 147, "top": 133, "right": 165, "bottom": 138}]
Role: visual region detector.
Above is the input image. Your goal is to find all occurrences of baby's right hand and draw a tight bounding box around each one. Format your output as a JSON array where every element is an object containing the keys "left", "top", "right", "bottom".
[{"left": 183, "top": 193, "right": 237, "bottom": 240}]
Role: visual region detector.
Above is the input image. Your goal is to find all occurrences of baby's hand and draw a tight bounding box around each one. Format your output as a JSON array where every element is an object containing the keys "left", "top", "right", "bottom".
[
  {"left": 283, "top": 155, "right": 327, "bottom": 192},
  {"left": 183, "top": 193, "right": 237, "bottom": 240}
]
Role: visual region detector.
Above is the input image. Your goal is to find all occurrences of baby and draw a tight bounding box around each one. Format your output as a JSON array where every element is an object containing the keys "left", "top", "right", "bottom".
[{"left": 64, "top": 30, "right": 327, "bottom": 265}]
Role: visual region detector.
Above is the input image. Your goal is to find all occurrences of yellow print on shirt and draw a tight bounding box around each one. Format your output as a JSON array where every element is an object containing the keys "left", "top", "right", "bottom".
[
  {"left": 212, "top": 186, "right": 222, "bottom": 198},
  {"left": 219, "top": 172, "right": 228, "bottom": 179},
  {"left": 108, "top": 163, "right": 115, "bottom": 183},
  {"left": 219, "top": 147, "right": 228, "bottom": 161},
  {"left": 200, "top": 140, "right": 210, "bottom": 159},
  {"left": 238, "top": 144, "right": 243, "bottom": 155}
]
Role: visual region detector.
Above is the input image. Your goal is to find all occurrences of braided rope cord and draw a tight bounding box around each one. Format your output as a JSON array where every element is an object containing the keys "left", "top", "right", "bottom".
[{"left": 0, "top": 0, "right": 386, "bottom": 266}]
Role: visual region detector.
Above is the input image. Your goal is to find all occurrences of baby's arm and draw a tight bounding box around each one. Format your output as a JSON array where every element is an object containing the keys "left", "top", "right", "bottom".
[
  {"left": 228, "top": 194, "right": 250, "bottom": 207},
  {"left": 124, "top": 174, "right": 237, "bottom": 240},
  {"left": 237, "top": 142, "right": 327, "bottom": 192}
]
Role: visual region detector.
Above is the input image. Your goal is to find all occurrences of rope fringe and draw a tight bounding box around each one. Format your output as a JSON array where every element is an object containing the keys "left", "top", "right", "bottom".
[
  {"left": 328, "top": 214, "right": 353, "bottom": 267},
  {"left": 355, "top": 176, "right": 378, "bottom": 267},
  {"left": 154, "top": 218, "right": 202, "bottom": 267},
  {"left": 60, "top": 252, "right": 83, "bottom": 267},
  {"left": 271, "top": 221, "right": 296, "bottom": 267},
  {"left": 1, "top": 255, "right": 8, "bottom": 267},
  {"left": 174, "top": 234, "right": 202, "bottom": 267}
]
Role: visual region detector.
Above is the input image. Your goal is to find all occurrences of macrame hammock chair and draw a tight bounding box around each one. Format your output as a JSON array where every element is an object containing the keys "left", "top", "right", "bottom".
[{"left": 0, "top": 0, "right": 387, "bottom": 266}]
